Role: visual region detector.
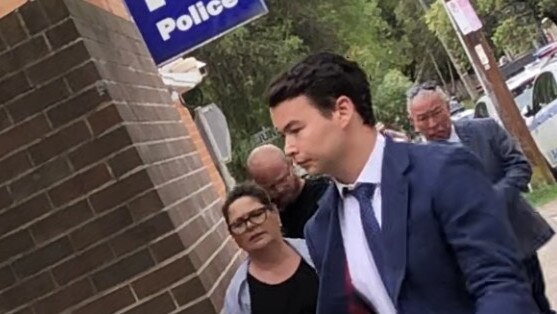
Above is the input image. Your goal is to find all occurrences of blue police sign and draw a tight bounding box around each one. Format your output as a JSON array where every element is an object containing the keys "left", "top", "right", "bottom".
[{"left": 125, "top": 0, "right": 268, "bottom": 65}]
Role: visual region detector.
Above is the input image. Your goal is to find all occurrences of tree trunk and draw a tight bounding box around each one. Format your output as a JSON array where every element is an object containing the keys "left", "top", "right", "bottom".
[
  {"left": 448, "top": 61, "right": 456, "bottom": 94},
  {"left": 429, "top": 50, "right": 447, "bottom": 87},
  {"left": 415, "top": 58, "right": 427, "bottom": 82}
]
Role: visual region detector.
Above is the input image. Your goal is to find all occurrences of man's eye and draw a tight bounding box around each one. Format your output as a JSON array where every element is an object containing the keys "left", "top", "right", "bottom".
[{"left": 289, "top": 128, "right": 301, "bottom": 134}]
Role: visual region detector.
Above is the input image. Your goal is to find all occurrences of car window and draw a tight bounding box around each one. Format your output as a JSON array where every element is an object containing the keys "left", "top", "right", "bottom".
[
  {"left": 513, "top": 85, "right": 533, "bottom": 110},
  {"left": 474, "top": 102, "right": 489, "bottom": 118},
  {"left": 533, "top": 71, "right": 557, "bottom": 110}
]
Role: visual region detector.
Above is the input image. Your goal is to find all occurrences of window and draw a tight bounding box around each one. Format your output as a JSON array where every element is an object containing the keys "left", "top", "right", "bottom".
[
  {"left": 474, "top": 102, "right": 489, "bottom": 118},
  {"left": 532, "top": 71, "right": 557, "bottom": 111}
]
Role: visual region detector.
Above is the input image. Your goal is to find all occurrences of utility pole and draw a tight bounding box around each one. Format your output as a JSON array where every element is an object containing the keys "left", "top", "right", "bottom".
[{"left": 442, "top": 0, "right": 555, "bottom": 187}]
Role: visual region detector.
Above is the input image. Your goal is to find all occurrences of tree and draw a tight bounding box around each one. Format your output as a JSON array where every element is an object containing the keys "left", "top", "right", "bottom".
[
  {"left": 374, "top": 69, "right": 414, "bottom": 132},
  {"left": 476, "top": 0, "right": 544, "bottom": 57},
  {"left": 192, "top": 1, "right": 308, "bottom": 179},
  {"left": 492, "top": 16, "right": 539, "bottom": 56},
  {"left": 192, "top": 0, "right": 412, "bottom": 180},
  {"left": 538, "top": 0, "right": 557, "bottom": 24}
]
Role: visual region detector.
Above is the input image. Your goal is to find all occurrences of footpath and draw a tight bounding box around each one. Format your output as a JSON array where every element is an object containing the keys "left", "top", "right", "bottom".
[{"left": 538, "top": 199, "right": 557, "bottom": 307}]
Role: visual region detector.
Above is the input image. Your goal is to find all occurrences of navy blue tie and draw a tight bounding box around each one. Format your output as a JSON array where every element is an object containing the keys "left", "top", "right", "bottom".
[{"left": 344, "top": 183, "right": 386, "bottom": 279}]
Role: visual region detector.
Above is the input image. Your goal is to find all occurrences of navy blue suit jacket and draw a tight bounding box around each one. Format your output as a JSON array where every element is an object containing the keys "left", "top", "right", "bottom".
[
  {"left": 304, "top": 139, "right": 539, "bottom": 314},
  {"left": 454, "top": 118, "right": 553, "bottom": 259}
]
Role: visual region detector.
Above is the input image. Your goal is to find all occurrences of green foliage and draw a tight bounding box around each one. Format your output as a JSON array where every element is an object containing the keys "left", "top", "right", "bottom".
[
  {"left": 193, "top": 0, "right": 409, "bottom": 180},
  {"left": 424, "top": 0, "right": 469, "bottom": 69},
  {"left": 424, "top": 0, "right": 545, "bottom": 67},
  {"left": 539, "top": 0, "right": 557, "bottom": 15},
  {"left": 524, "top": 183, "right": 557, "bottom": 207},
  {"left": 492, "top": 17, "right": 538, "bottom": 56},
  {"left": 192, "top": 6, "right": 307, "bottom": 179},
  {"left": 320, "top": 0, "right": 407, "bottom": 81},
  {"left": 374, "top": 69, "right": 413, "bottom": 132},
  {"left": 188, "top": 0, "right": 553, "bottom": 181},
  {"left": 394, "top": 0, "right": 452, "bottom": 81}
]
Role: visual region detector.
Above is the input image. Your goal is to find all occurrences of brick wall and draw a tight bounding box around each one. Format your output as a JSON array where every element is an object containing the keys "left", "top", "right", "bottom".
[{"left": 0, "top": 1, "right": 241, "bottom": 313}]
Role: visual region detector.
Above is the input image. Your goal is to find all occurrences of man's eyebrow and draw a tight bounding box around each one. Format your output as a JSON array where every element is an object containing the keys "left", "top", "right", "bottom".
[{"left": 283, "top": 121, "right": 300, "bottom": 133}]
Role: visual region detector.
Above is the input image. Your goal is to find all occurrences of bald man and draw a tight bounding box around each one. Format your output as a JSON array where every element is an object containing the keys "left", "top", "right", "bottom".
[{"left": 247, "top": 144, "right": 329, "bottom": 238}]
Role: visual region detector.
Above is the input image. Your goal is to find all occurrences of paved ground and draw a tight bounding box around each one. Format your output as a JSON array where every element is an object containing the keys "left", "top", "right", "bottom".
[{"left": 537, "top": 199, "right": 557, "bottom": 308}]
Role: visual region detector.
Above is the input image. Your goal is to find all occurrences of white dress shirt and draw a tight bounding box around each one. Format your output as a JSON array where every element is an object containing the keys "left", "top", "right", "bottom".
[
  {"left": 447, "top": 124, "right": 461, "bottom": 143},
  {"left": 334, "top": 134, "right": 397, "bottom": 314}
]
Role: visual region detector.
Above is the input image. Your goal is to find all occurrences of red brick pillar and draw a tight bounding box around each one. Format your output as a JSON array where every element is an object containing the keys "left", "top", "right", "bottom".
[{"left": 0, "top": 1, "right": 241, "bottom": 313}]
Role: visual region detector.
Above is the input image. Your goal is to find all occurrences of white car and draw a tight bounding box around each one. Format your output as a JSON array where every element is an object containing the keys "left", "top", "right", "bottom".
[
  {"left": 474, "top": 62, "right": 539, "bottom": 122},
  {"left": 527, "top": 60, "right": 557, "bottom": 172},
  {"left": 474, "top": 59, "right": 557, "bottom": 175}
]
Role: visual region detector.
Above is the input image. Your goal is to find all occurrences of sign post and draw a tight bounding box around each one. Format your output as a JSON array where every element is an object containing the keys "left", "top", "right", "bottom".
[
  {"left": 443, "top": 0, "right": 555, "bottom": 186},
  {"left": 124, "top": 0, "right": 268, "bottom": 65}
]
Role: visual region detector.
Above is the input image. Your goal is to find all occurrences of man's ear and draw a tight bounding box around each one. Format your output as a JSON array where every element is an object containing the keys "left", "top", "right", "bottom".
[{"left": 335, "top": 95, "right": 355, "bottom": 127}]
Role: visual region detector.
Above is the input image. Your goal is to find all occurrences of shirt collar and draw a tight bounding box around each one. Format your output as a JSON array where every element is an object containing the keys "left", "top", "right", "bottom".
[
  {"left": 447, "top": 124, "right": 461, "bottom": 143},
  {"left": 334, "top": 134, "right": 385, "bottom": 195}
]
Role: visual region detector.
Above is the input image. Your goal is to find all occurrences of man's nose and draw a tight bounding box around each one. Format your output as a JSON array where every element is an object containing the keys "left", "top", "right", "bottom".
[
  {"left": 425, "top": 116, "right": 437, "bottom": 128},
  {"left": 284, "top": 136, "right": 297, "bottom": 159}
]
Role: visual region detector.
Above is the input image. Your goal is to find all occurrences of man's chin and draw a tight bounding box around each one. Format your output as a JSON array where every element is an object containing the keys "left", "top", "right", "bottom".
[{"left": 303, "top": 165, "right": 321, "bottom": 175}]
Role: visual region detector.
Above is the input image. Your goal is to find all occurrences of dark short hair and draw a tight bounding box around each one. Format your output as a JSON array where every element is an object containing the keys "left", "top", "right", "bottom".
[
  {"left": 221, "top": 182, "right": 273, "bottom": 224},
  {"left": 266, "top": 52, "right": 375, "bottom": 126}
]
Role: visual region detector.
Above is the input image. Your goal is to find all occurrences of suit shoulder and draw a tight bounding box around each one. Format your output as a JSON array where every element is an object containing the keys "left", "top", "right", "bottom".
[
  {"left": 452, "top": 117, "right": 477, "bottom": 126},
  {"left": 467, "top": 117, "right": 498, "bottom": 129},
  {"left": 407, "top": 141, "right": 466, "bottom": 163},
  {"left": 405, "top": 142, "right": 480, "bottom": 179}
]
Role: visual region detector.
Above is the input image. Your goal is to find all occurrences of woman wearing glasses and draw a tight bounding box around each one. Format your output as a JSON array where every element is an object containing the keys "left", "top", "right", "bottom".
[{"left": 223, "top": 182, "right": 318, "bottom": 314}]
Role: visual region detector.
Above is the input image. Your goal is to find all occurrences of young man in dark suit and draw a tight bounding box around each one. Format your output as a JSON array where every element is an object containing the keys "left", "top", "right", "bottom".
[
  {"left": 267, "top": 52, "right": 539, "bottom": 314},
  {"left": 407, "top": 82, "right": 555, "bottom": 314}
]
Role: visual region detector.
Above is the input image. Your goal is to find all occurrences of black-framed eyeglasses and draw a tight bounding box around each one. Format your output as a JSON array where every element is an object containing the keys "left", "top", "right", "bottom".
[
  {"left": 406, "top": 80, "right": 439, "bottom": 100},
  {"left": 228, "top": 206, "right": 271, "bottom": 235}
]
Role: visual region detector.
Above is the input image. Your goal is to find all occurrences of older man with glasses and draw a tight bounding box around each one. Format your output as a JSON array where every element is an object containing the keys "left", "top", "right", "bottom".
[
  {"left": 407, "top": 81, "right": 555, "bottom": 314},
  {"left": 222, "top": 182, "right": 320, "bottom": 314}
]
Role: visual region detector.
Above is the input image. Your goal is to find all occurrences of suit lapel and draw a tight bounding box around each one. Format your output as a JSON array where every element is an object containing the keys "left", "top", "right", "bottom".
[
  {"left": 381, "top": 139, "right": 410, "bottom": 303},
  {"left": 454, "top": 121, "right": 472, "bottom": 148},
  {"left": 313, "top": 187, "right": 351, "bottom": 313},
  {"left": 454, "top": 121, "right": 487, "bottom": 163}
]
